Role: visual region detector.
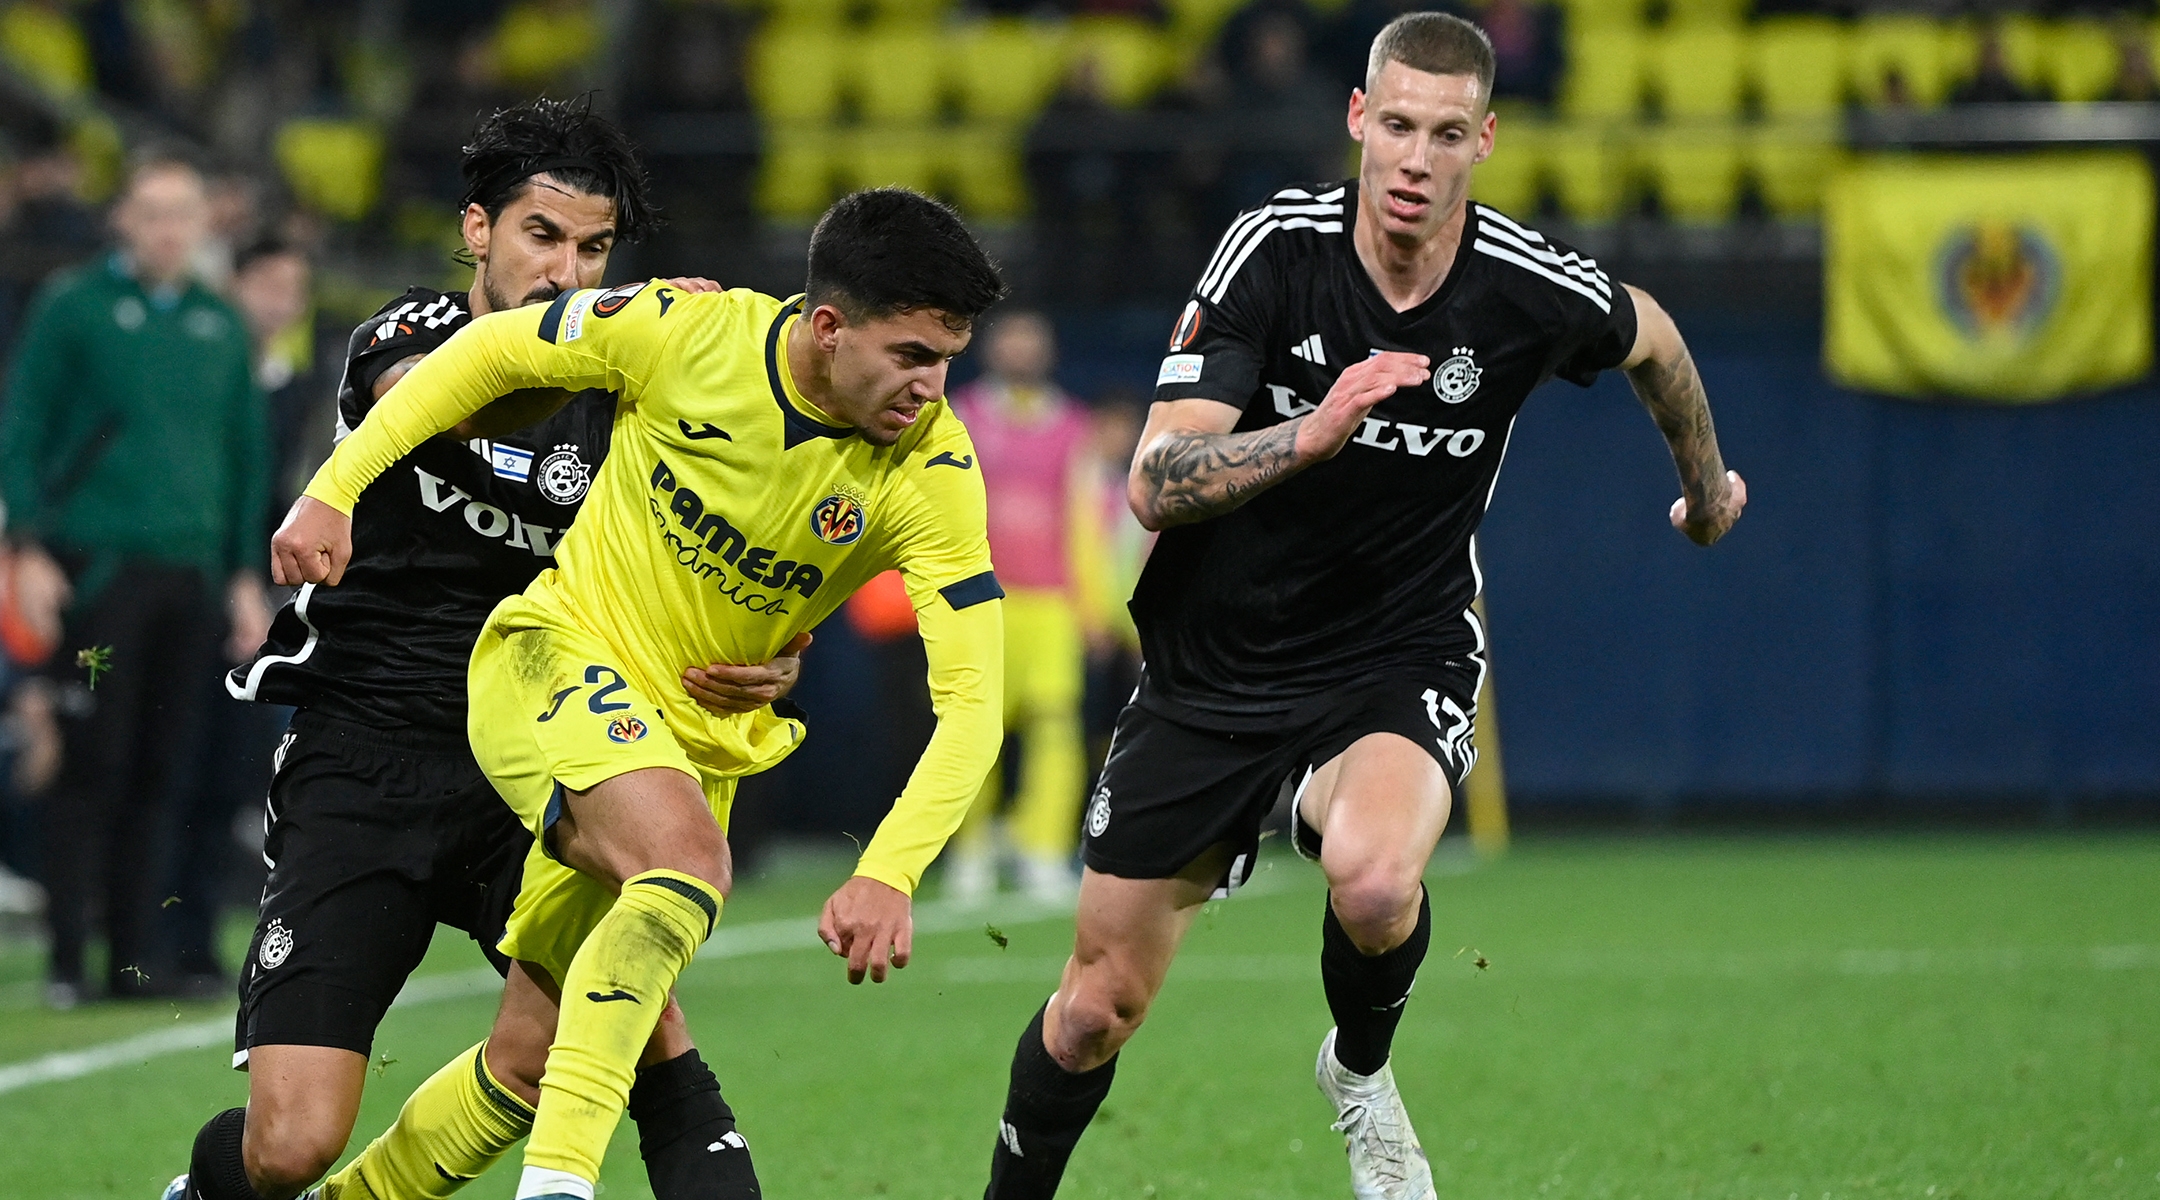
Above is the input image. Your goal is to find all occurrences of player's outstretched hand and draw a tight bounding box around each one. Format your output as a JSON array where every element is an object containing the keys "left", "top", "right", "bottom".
[
  {"left": 270, "top": 495, "right": 353, "bottom": 586},
  {"left": 666, "top": 276, "right": 725, "bottom": 294},
  {"left": 819, "top": 874, "right": 912, "bottom": 985},
  {"left": 683, "top": 631, "right": 811, "bottom": 715},
  {"left": 1295, "top": 351, "right": 1431, "bottom": 464},
  {"left": 1670, "top": 469, "right": 1747, "bottom": 546}
]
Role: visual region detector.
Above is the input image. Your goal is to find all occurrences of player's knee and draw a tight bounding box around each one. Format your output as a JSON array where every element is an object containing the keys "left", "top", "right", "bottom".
[
  {"left": 1330, "top": 871, "right": 1423, "bottom": 950},
  {"left": 1057, "top": 972, "right": 1153, "bottom": 1062},
  {"left": 242, "top": 1119, "right": 343, "bottom": 1193}
]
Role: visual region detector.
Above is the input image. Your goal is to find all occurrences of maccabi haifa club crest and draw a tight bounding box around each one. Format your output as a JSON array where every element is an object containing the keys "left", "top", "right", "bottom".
[
  {"left": 1434, "top": 347, "right": 1482, "bottom": 404},
  {"left": 539, "top": 444, "right": 592, "bottom": 504},
  {"left": 607, "top": 715, "right": 648, "bottom": 744},
  {"left": 1085, "top": 785, "right": 1112, "bottom": 838},
  {"left": 1936, "top": 222, "right": 2060, "bottom": 341},
  {"left": 259, "top": 918, "right": 294, "bottom": 969},
  {"left": 809, "top": 490, "right": 867, "bottom": 545}
]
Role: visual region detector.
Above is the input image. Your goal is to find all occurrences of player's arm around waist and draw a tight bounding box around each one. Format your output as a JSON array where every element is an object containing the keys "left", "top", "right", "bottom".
[
  {"left": 1129, "top": 351, "right": 1434, "bottom": 531},
  {"left": 1617, "top": 284, "right": 1746, "bottom": 547}
]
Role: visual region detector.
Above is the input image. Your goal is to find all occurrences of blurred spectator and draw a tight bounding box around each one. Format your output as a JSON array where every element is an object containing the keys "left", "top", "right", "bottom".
[
  {"left": 0, "top": 152, "right": 271, "bottom": 1006},
  {"left": 2103, "top": 22, "right": 2159, "bottom": 100},
  {"left": 1952, "top": 23, "right": 2044, "bottom": 104},
  {"left": 946, "top": 311, "right": 1098, "bottom": 902},
  {"left": 1215, "top": 7, "right": 1343, "bottom": 218},
  {"left": 636, "top": 2, "right": 750, "bottom": 113},
  {"left": 0, "top": 119, "right": 99, "bottom": 354},
  {"left": 229, "top": 237, "right": 331, "bottom": 514},
  {"left": 1076, "top": 391, "right": 1151, "bottom": 773},
  {"left": 1316, "top": 0, "right": 1415, "bottom": 93},
  {"left": 1470, "top": 0, "right": 1561, "bottom": 105}
]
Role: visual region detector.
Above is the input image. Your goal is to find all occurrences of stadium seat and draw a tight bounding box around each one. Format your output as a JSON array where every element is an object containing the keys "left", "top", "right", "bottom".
[
  {"left": 1650, "top": 24, "right": 1744, "bottom": 118},
  {"left": 941, "top": 123, "right": 1030, "bottom": 219},
  {"left": 1553, "top": 0, "right": 1650, "bottom": 33},
  {"left": 766, "top": 0, "right": 848, "bottom": 26},
  {"left": 2045, "top": 20, "right": 2121, "bottom": 103},
  {"left": 1065, "top": 17, "right": 1168, "bottom": 109},
  {"left": 748, "top": 21, "right": 848, "bottom": 122},
  {"left": 852, "top": 24, "right": 948, "bottom": 123},
  {"left": 837, "top": 124, "right": 941, "bottom": 196},
  {"left": 1473, "top": 117, "right": 1547, "bottom": 217},
  {"left": 866, "top": 0, "right": 951, "bottom": 25},
  {"left": 274, "top": 119, "right": 385, "bottom": 223},
  {"left": 490, "top": 0, "right": 600, "bottom": 88},
  {"left": 756, "top": 123, "right": 837, "bottom": 219},
  {"left": 1641, "top": 123, "right": 1741, "bottom": 223},
  {"left": 1163, "top": 0, "right": 1246, "bottom": 47},
  {"left": 1664, "top": 0, "right": 1746, "bottom": 27},
  {"left": 0, "top": 0, "right": 93, "bottom": 100},
  {"left": 1747, "top": 120, "right": 1840, "bottom": 218},
  {"left": 1558, "top": 22, "right": 1645, "bottom": 119},
  {"left": 1851, "top": 15, "right": 1952, "bottom": 108},
  {"left": 951, "top": 19, "right": 1065, "bottom": 122},
  {"left": 1545, "top": 122, "right": 1631, "bottom": 221},
  {"left": 1748, "top": 18, "right": 1849, "bottom": 118},
  {"left": 1940, "top": 15, "right": 2048, "bottom": 99}
]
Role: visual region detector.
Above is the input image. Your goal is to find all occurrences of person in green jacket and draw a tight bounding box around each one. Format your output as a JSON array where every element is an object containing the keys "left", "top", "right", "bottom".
[{"left": 0, "top": 151, "right": 272, "bottom": 1007}]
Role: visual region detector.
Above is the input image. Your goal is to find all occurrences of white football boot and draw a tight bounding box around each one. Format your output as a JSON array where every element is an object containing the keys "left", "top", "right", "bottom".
[
  {"left": 1315, "top": 1028, "right": 1436, "bottom": 1200},
  {"left": 159, "top": 1175, "right": 188, "bottom": 1200}
]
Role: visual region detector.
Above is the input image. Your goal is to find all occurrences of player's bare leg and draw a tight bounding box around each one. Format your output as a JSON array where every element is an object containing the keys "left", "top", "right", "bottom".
[
  {"left": 216, "top": 1046, "right": 368, "bottom": 1199},
  {"left": 1300, "top": 732, "right": 1451, "bottom": 1200},
  {"left": 985, "top": 844, "right": 1230, "bottom": 1197}
]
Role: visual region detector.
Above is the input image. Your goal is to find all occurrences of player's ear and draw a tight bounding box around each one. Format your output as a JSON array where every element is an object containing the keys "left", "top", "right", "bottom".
[
  {"left": 462, "top": 203, "right": 493, "bottom": 264},
  {"left": 808, "top": 303, "right": 847, "bottom": 352},
  {"left": 1475, "top": 110, "right": 1496, "bottom": 165},
  {"left": 1347, "top": 88, "right": 1367, "bottom": 142}
]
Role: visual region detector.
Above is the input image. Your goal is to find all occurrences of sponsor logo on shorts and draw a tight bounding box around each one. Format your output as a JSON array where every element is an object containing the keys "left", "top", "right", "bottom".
[
  {"left": 608, "top": 716, "right": 649, "bottom": 744},
  {"left": 809, "top": 492, "right": 866, "bottom": 545},
  {"left": 259, "top": 918, "right": 294, "bottom": 969},
  {"left": 1085, "top": 785, "right": 1112, "bottom": 838}
]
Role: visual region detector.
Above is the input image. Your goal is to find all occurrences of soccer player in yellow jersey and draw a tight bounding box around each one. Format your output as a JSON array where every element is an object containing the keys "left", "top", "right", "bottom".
[{"left": 270, "top": 189, "right": 1010, "bottom": 1200}]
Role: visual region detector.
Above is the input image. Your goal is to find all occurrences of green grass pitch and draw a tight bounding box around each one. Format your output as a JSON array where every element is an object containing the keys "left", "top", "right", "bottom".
[{"left": 1, "top": 833, "right": 2155, "bottom": 1199}]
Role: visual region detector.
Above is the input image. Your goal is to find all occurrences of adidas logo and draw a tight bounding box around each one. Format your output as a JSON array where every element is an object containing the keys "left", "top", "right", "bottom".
[
  {"left": 706, "top": 1131, "right": 749, "bottom": 1152},
  {"left": 1290, "top": 334, "right": 1325, "bottom": 365}
]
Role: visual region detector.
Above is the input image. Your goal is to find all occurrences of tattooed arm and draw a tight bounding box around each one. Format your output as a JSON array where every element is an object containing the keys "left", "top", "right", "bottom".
[
  {"left": 1128, "top": 352, "right": 1433, "bottom": 531},
  {"left": 1618, "top": 284, "right": 1747, "bottom": 547}
]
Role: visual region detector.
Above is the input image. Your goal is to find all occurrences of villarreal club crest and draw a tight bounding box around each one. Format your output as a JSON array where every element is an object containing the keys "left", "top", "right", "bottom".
[{"left": 810, "top": 491, "right": 867, "bottom": 546}]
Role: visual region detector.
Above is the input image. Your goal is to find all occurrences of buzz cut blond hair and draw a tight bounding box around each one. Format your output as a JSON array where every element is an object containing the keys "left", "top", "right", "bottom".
[{"left": 1365, "top": 11, "right": 1496, "bottom": 98}]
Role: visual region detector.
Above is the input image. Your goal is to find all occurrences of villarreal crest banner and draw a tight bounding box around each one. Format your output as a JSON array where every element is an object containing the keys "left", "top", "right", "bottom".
[{"left": 1825, "top": 153, "right": 2153, "bottom": 402}]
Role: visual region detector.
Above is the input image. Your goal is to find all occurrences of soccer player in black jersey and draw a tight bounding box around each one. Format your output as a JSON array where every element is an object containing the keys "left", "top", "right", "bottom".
[
  {"left": 982, "top": 14, "right": 1747, "bottom": 1200},
  {"left": 171, "top": 101, "right": 786, "bottom": 1200}
]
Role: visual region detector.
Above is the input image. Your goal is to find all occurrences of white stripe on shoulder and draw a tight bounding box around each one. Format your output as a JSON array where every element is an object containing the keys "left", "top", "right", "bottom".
[
  {"left": 1205, "top": 217, "right": 1344, "bottom": 302},
  {"left": 1474, "top": 207, "right": 1611, "bottom": 296},
  {"left": 1472, "top": 239, "right": 1613, "bottom": 312},
  {"left": 1198, "top": 187, "right": 1346, "bottom": 298}
]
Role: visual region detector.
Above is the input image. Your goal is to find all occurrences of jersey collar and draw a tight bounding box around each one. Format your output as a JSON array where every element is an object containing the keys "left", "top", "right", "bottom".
[
  {"left": 765, "top": 297, "right": 855, "bottom": 449},
  {"left": 1343, "top": 180, "right": 1479, "bottom": 323}
]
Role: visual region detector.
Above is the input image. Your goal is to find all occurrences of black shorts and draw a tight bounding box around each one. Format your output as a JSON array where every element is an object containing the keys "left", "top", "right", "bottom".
[
  {"left": 1081, "top": 664, "right": 1481, "bottom": 891},
  {"left": 233, "top": 711, "right": 532, "bottom": 1065}
]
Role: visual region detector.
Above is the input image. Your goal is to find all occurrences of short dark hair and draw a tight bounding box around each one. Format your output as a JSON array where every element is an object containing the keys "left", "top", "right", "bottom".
[
  {"left": 459, "top": 96, "right": 657, "bottom": 243},
  {"left": 805, "top": 189, "right": 1007, "bottom": 331},
  {"left": 234, "top": 237, "right": 304, "bottom": 275},
  {"left": 1366, "top": 12, "right": 1495, "bottom": 98}
]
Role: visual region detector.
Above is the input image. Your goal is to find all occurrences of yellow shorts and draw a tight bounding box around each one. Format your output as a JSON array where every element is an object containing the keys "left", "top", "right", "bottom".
[{"left": 469, "top": 609, "right": 736, "bottom": 981}]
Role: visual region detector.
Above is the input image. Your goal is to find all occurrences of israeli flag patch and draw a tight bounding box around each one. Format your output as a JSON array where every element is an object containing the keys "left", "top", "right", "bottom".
[{"left": 491, "top": 443, "right": 535, "bottom": 482}]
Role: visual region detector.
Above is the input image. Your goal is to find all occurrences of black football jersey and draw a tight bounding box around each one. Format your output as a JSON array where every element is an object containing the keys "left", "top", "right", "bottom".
[
  {"left": 228, "top": 286, "right": 616, "bottom": 731},
  {"left": 1134, "top": 182, "right": 1639, "bottom": 730}
]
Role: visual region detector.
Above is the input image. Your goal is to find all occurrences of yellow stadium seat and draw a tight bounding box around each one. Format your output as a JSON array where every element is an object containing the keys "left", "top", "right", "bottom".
[
  {"left": 867, "top": 0, "right": 950, "bottom": 25},
  {"left": 853, "top": 24, "right": 947, "bottom": 123},
  {"left": 2045, "top": 20, "right": 2121, "bottom": 103},
  {"left": 275, "top": 119, "right": 385, "bottom": 223},
  {"left": 1472, "top": 117, "right": 1547, "bottom": 217},
  {"left": 1545, "top": 122, "right": 1631, "bottom": 221},
  {"left": 491, "top": 0, "right": 599, "bottom": 88},
  {"left": 1664, "top": 0, "right": 1746, "bottom": 26},
  {"left": 757, "top": 123, "right": 837, "bottom": 219},
  {"left": 838, "top": 124, "right": 941, "bottom": 195},
  {"left": 1747, "top": 120, "right": 1840, "bottom": 217},
  {"left": 1066, "top": 17, "right": 1168, "bottom": 109},
  {"left": 1554, "top": 0, "right": 1649, "bottom": 33},
  {"left": 951, "top": 19, "right": 1064, "bottom": 121},
  {"left": 1559, "top": 23, "right": 1645, "bottom": 119},
  {"left": 941, "top": 123, "right": 1030, "bottom": 219},
  {"left": 767, "top": 0, "right": 848, "bottom": 26},
  {"left": 1748, "top": 18, "right": 1848, "bottom": 117},
  {"left": 1651, "top": 24, "right": 1744, "bottom": 118},
  {"left": 1163, "top": 0, "right": 1245, "bottom": 45},
  {"left": 1, "top": 0, "right": 93, "bottom": 100},
  {"left": 1851, "top": 15, "right": 1952, "bottom": 108},
  {"left": 1641, "top": 124, "right": 1741, "bottom": 223},
  {"left": 749, "top": 22, "right": 848, "bottom": 121}
]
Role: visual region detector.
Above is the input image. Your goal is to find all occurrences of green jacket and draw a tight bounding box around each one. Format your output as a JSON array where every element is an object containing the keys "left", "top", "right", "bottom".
[{"left": 0, "top": 255, "right": 267, "bottom": 597}]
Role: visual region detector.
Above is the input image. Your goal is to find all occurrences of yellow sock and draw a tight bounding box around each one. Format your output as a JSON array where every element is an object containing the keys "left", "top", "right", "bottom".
[
  {"left": 521, "top": 868, "right": 720, "bottom": 1192},
  {"left": 319, "top": 1041, "right": 534, "bottom": 1200}
]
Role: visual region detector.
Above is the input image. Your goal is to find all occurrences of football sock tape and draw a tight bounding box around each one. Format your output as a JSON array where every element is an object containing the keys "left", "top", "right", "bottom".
[
  {"left": 187, "top": 1106, "right": 264, "bottom": 1200},
  {"left": 1321, "top": 886, "right": 1432, "bottom": 1077},
  {"left": 322, "top": 1040, "right": 534, "bottom": 1200},
  {"left": 985, "top": 1001, "right": 1119, "bottom": 1200},
  {"left": 629, "top": 1048, "right": 762, "bottom": 1199},
  {"left": 523, "top": 869, "right": 721, "bottom": 1191}
]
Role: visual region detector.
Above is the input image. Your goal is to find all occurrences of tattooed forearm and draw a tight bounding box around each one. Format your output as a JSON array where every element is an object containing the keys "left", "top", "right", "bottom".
[
  {"left": 1132, "top": 420, "right": 1306, "bottom": 529},
  {"left": 1625, "top": 343, "right": 1726, "bottom": 500}
]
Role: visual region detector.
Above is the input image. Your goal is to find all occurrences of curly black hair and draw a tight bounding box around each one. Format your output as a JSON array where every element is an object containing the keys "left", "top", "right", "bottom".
[
  {"left": 458, "top": 96, "right": 658, "bottom": 243},
  {"left": 805, "top": 189, "right": 1007, "bottom": 330}
]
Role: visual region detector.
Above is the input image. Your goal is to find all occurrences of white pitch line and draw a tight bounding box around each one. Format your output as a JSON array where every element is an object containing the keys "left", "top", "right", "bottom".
[{"left": 0, "top": 890, "right": 1112, "bottom": 1098}]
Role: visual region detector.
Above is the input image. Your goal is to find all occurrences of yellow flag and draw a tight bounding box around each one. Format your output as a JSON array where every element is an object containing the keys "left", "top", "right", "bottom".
[{"left": 1825, "top": 153, "right": 2152, "bottom": 402}]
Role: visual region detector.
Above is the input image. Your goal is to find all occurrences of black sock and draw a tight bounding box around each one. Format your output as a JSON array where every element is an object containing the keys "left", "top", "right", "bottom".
[
  {"left": 628, "top": 1049, "right": 761, "bottom": 1200},
  {"left": 985, "top": 1002, "right": 1118, "bottom": 1200},
  {"left": 1321, "top": 887, "right": 1432, "bottom": 1076},
  {"left": 187, "top": 1107, "right": 264, "bottom": 1200}
]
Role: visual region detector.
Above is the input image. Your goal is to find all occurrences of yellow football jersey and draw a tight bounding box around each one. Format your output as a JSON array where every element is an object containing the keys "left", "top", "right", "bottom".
[{"left": 304, "top": 280, "right": 1006, "bottom": 893}]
